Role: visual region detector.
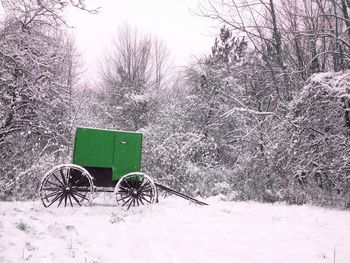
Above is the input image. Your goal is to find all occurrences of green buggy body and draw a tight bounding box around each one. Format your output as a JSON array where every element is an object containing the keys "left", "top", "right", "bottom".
[{"left": 73, "top": 127, "right": 142, "bottom": 186}]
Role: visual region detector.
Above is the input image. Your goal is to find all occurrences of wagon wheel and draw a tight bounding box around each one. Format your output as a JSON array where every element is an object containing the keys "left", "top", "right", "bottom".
[
  {"left": 40, "top": 164, "right": 94, "bottom": 208},
  {"left": 114, "top": 172, "right": 157, "bottom": 210}
]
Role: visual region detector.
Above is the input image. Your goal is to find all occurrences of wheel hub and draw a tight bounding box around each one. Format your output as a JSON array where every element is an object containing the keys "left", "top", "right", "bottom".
[{"left": 131, "top": 189, "right": 138, "bottom": 197}]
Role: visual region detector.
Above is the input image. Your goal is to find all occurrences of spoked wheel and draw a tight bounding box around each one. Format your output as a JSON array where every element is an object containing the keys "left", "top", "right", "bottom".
[
  {"left": 40, "top": 164, "right": 94, "bottom": 208},
  {"left": 114, "top": 172, "right": 157, "bottom": 210}
]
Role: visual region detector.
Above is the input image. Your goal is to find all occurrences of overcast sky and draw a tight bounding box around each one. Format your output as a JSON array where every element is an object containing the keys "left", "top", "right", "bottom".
[{"left": 66, "top": 0, "right": 216, "bottom": 81}]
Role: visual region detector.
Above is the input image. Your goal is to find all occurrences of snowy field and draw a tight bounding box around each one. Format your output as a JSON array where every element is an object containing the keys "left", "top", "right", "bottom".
[{"left": 0, "top": 195, "right": 350, "bottom": 263}]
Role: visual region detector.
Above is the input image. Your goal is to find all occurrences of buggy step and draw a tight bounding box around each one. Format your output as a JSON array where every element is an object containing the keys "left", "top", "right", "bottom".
[{"left": 155, "top": 183, "right": 209, "bottom": 206}]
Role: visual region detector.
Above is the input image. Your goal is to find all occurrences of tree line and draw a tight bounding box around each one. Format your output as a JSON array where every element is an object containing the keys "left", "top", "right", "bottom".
[{"left": 1, "top": 0, "right": 350, "bottom": 208}]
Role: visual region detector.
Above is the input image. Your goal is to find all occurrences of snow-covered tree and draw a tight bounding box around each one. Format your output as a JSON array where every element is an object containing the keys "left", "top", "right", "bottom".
[
  {"left": 273, "top": 71, "right": 350, "bottom": 207},
  {"left": 0, "top": 0, "right": 92, "bottom": 199}
]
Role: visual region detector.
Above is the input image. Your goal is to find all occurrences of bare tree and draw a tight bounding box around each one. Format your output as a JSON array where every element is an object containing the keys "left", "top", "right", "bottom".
[
  {"left": 100, "top": 24, "right": 171, "bottom": 130},
  {"left": 1, "top": 0, "right": 98, "bottom": 27},
  {"left": 199, "top": 0, "right": 350, "bottom": 101}
]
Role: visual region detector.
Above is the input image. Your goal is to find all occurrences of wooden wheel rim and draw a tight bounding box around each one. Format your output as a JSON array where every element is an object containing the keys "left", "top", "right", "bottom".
[
  {"left": 40, "top": 164, "right": 94, "bottom": 208},
  {"left": 114, "top": 172, "right": 157, "bottom": 209}
]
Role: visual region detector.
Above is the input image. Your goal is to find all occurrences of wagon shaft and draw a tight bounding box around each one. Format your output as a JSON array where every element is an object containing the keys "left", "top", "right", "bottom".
[{"left": 155, "top": 183, "right": 208, "bottom": 206}]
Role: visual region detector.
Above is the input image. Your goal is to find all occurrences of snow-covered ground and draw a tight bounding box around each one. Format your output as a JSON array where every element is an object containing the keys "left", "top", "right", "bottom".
[{"left": 0, "top": 195, "right": 349, "bottom": 263}]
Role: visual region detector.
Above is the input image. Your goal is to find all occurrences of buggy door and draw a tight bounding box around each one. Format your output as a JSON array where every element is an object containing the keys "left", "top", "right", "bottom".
[{"left": 112, "top": 131, "right": 142, "bottom": 181}]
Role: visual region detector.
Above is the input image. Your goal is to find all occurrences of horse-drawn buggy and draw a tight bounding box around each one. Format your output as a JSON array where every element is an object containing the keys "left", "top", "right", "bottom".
[{"left": 39, "top": 127, "right": 207, "bottom": 209}]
